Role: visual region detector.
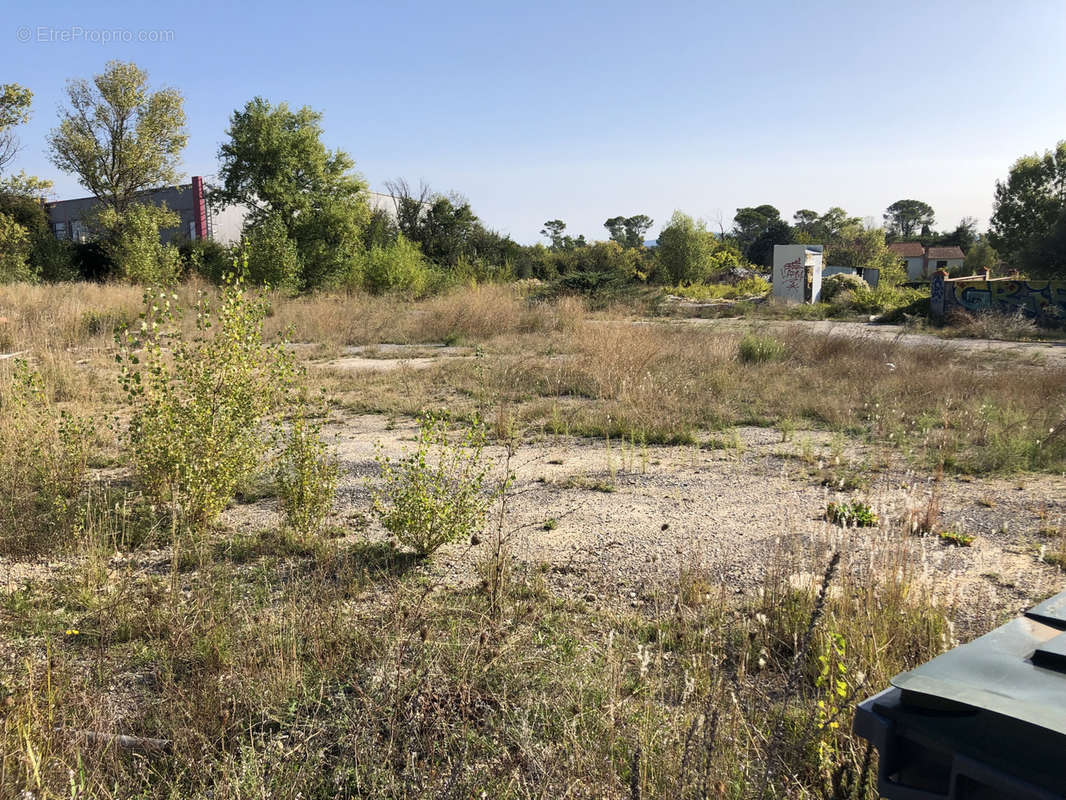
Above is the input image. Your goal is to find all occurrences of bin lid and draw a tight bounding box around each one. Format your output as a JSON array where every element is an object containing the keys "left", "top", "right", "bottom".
[{"left": 891, "top": 587, "right": 1066, "bottom": 736}]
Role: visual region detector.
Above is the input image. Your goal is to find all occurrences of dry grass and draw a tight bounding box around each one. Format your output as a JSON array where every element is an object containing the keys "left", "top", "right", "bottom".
[
  {"left": 0, "top": 512, "right": 948, "bottom": 798},
  {"left": 0, "top": 278, "right": 1059, "bottom": 797}
]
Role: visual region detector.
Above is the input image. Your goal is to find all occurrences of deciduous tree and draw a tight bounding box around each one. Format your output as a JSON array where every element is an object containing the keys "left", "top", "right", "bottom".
[
  {"left": 48, "top": 62, "right": 186, "bottom": 213},
  {"left": 0, "top": 83, "right": 32, "bottom": 175},
  {"left": 214, "top": 97, "right": 369, "bottom": 288},
  {"left": 988, "top": 141, "right": 1066, "bottom": 277}
]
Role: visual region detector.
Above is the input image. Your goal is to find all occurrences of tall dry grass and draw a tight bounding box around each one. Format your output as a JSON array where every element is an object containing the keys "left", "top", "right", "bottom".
[{"left": 265, "top": 282, "right": 586, "bottom": 346}]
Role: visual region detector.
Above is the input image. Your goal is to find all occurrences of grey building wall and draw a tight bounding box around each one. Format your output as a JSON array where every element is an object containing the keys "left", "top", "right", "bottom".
[
  {"left": 46, "top": 184, "right": 406, "bottom": 246},
  {"left": 45, "top": 184, "right": 200, "bottom": 243}
]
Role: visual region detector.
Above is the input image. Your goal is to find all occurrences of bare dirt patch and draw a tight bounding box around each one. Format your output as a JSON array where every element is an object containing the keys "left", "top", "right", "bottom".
[{"left": 214, "top": 413, "right": 1066, "bottom": 631}]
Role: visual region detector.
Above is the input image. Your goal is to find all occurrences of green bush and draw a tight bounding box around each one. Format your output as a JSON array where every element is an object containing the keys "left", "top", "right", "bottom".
[
  {"left": 0, "top": 212, "right": 33, "bottom": 283},
  {"left": 738, "top": 332, "right": 787, "bottom": 363},
  {"left": 181, "top": 237, "right": 234, "bottom": 284},
  {"left": 119, "top": 262, "right": 296, "bottom": 529},
  {"left": 360, "top": 234, "right": 437, "bottom": 296},
  {"left": 828, "top": 284, "right": 927, "bottom": 318},
  {"left": 371, "top": 414, "right": 497, "bottom": 557},
  {"left": 0, "top": 360, "right": 92, "bottom": 555},
  {"left": 276, "top": 396, "right": 339, "bottom": 539},
  {"left": 31, "top": 236, "right": 79, "bottom": 282},
  {"left": 98, "top": 202, "right": 182, "bottom": 284},
  {"left": 668, "top": 276, "right": 770, "bottom": 301},
  {"left": 244, "top": 213, "right": 301, "bottom": 291},
  {"left": 819, "top": 273, "right": 867, "bottom": 303}
]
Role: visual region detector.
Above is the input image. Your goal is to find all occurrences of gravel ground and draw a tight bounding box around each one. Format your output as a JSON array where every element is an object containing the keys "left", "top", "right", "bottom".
[{"left": 220, "top": 413, "right": 1065, "bottom": 634}]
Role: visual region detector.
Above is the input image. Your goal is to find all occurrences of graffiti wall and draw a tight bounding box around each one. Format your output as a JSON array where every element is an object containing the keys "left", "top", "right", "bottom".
[{"left": 931, "top": 273, "right": 1066, "bottom": 323}]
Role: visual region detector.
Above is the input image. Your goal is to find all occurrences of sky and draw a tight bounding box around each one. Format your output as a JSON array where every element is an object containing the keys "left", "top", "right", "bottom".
[{"left": 4, "top": 0, "right": 1066, "bottom": 244}]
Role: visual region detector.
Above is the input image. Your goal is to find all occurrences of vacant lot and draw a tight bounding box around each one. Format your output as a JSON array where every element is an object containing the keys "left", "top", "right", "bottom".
[{"left": 1, "top": 281, "right": 1064, "bottom": 798}]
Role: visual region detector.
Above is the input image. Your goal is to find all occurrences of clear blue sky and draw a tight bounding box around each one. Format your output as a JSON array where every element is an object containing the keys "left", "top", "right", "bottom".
[{"left": 4, "top": 0, "right": 1066, "bottom": 243}]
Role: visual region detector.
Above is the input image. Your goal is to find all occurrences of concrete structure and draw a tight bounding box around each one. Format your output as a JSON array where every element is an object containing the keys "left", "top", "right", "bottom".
[
  {"left": 772, "top": 244, "right": 824, "bottom": 303},
  {"left": 888, "top": 242, "right": 965, "bottom": 282},
  {"left": 931, "top": 271, "right": 1066, "bottom": 324}
]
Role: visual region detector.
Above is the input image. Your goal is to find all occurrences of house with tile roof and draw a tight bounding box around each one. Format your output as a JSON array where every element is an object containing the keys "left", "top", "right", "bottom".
[{"left": 888, "top": 242, "right": 965, "bottom": 282}]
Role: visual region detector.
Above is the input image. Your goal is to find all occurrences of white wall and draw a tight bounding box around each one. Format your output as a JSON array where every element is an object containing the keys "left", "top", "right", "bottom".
[
  {"left": 773, "top": 244, "right": 824, "bottom": 303},
  {"left": 905, "top": 257, "right": 926, "bottom": 282}
]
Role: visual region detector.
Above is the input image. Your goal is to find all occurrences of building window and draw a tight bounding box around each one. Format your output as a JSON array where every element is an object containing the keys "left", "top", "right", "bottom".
[
  {"left": 52, "top": 221, "right": 68, "bottom": 240},
  {"left": 70, "top": 220, "right": 88, "bottom": 243}
]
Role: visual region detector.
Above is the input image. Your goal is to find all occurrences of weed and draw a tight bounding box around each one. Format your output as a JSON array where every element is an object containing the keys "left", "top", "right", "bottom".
[
  {"left": 0, "top": 359, "right": 92, "bottom": 555},
  {"left": 938, "top": 530, "right": 975, "bottom": 547},
  {"left": 737, "top": 332, "right": 787, "bottom": 364},
  {"left": 825, "top": 500, "right": 878, "bottom": 527},
  {"left": 543, "top": 518, "right": 558, "bottom": 531},
  {"left": 276, "top": 392, "right": 339, "bottom": 539},
  {"left": 371, "top": 413, "right": 497, "bottom": 556},
  {"left": 563, "top": 474, "right": 617, "bottom": 493}
]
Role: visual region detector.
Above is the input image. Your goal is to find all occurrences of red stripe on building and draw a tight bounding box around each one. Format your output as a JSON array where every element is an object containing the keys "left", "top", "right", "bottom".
[{"left": 192, "top": 176, "right": 207, "bottom": 240}]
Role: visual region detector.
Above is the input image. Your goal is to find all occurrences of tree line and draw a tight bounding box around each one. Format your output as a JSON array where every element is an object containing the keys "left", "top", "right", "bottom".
[{"left": 0, "top": 61, "right": 1064, "bottom": 290}]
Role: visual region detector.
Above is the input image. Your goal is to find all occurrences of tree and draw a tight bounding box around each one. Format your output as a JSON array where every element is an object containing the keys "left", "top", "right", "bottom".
[
  {"left": 883, "top": 199, "right": 935, "bottom": 239},
  {"left": 963, "top": 238, "right": 998, "bottom": 275},
  {"left": 0, "top": 84, "right": 33, "bottom": 175},
  {"left": 792, "top": 209, "right": 820, "bottom": 234},
  {"left": 733, "top": 205, "right": 785, "bottom": 258},
  {"left": 48, "top": 62, "right": 186, "bottom": 214},
  {"left": 746, "top": 219, "right": 793, "bottom": 267},
  {"left": 539, "top": 219, "right": 585, "bottom": 251},
  {"left": 385, "top": 178, "right": 432, "bottom": 241},
  {"left": 825, "top": 224, "right": 905, "bottom": 284},
  {"left": 604, "top": 214, "right": 653, "bottom": 249},
  {"left": 214, "top": 97, "right": 369, "bottom": 288},
  {"left": 541, "top": 219, "right": 568, "bottom": 250},
  {"left": 937, "top": 217, "right": 978, "bottom": 252},
  {"left": 988, "top": 141, "right": 1066, "bottom": 276},
  {"left": 656, "top": 211, "right": 713, "bottom": 284},
  {"left": 418, "top": 195, "right": 479, "bottom": 266}
]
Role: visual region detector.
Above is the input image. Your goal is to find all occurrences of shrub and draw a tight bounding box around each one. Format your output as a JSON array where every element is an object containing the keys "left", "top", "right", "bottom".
[
  {"left": 360, "top": 234, "right": 437, "bottom": 296},
  {"left": 244, "top": 213, "right": 301, "bottom": 291},
  {"left": 0, "top": 212, "right": 33, "bottom": 283},
  {"left": 946, "top": 309, "right": 1039, "bottom": 341},
  {"left": 181, "top": 237, "right": 234, "bottom": 284},
  {"left": 738, "top": 332, "right": 787, "bottom": 363},
  {"left": 276, "top": 396, "right": 339, "bottom": 539},
  {"left": 371, "top": 414, "right": 497, "bottom": 557},
  {"left": 0, "top": 359, "right": 92, "bottom": 555},
  {"left": 119, "top": 263, "right": 296, "bottom": 529},
  {"left": 98, "top": 202, "right": 183, "bottom": 284},
  {"left": 819, "top": 272, "right": 867, "bottom": 303},
  {"left": 31, "top": 236, "right": 79, "bottom": 282}
]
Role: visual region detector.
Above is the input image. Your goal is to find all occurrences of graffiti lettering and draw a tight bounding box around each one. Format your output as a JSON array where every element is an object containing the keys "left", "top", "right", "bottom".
[
  {"left": 782, "top": 257, "right": 803, "bottom": 290},
  {"left": 932, "top": 274, "right": 1066, "bottom": 323}
]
